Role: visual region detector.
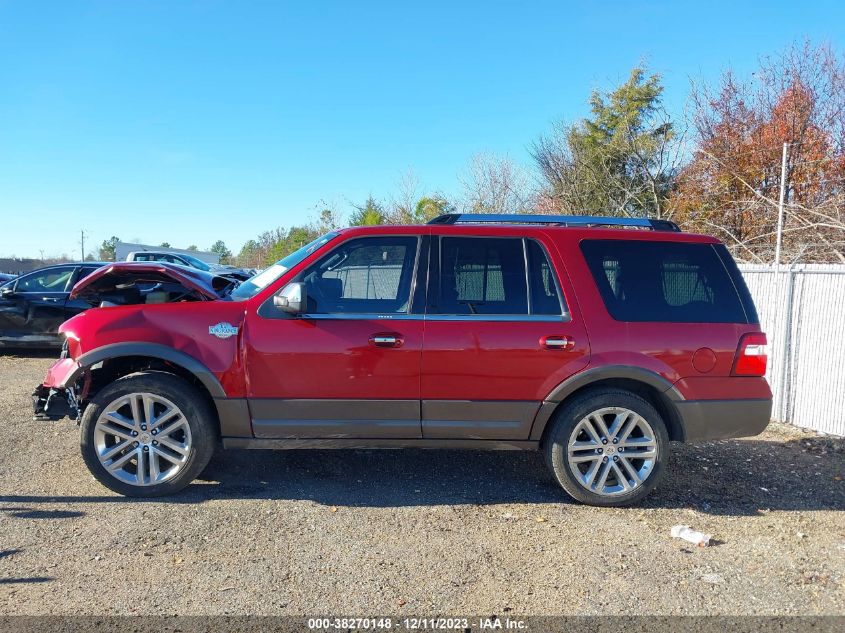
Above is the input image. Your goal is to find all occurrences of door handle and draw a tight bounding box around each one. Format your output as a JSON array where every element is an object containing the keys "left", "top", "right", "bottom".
[
  {"left": 369, "top": 332, "right": 404, "bottom": 348},
  {"left": 42, "top": 297, "right": 60, "bottom": 303},
  {"left": 540, "top": 335, "right": 575, "bottom": 350}
]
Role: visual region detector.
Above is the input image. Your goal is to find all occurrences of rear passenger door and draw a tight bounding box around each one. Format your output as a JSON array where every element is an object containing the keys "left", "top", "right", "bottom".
[{"left": 420, "top": 234, "right": 590, "bottom": 440}]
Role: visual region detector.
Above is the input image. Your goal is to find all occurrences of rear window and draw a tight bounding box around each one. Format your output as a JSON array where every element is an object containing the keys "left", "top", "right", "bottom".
[{"left": 580, "top": 240, "right": 749, "bottom": 323}]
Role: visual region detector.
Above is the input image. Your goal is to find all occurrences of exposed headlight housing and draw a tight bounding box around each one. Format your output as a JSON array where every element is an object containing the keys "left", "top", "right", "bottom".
[{"left": 59, "top": 330, "right": 81, "bottom": 360}]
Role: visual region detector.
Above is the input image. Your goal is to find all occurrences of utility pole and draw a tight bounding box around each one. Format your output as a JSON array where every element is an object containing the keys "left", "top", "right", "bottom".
[
  {"left": 772, "top": 142, "right": 789, "bottom": 422},
  {"left": 773, "top": 142, "right": 792, "bottom": 424},
  {"left": 80, "top": 230, "right": 87, "bottom": 262},
  {"left": 774, "top": 142, "right": 788, "bottom": 271}
]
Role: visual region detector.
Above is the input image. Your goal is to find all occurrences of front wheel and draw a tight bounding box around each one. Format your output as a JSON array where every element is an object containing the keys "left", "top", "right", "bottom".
[
  {"left": 79, "top": 371, "right": 218, "bottom": 497},
  {"left": 543, "top": 389, "right": 669, "bottom": 507}
]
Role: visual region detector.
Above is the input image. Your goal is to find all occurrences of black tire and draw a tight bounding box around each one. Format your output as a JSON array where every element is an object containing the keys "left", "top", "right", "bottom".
[
  {"left": 543, "top": 388, "right": 669, "bottom": 507},
  {"left": 79, "top": 371, "right": 218, "bottom": 497},
  {"left": 196, "top": 440, "right": 226, "bottom": 481}
]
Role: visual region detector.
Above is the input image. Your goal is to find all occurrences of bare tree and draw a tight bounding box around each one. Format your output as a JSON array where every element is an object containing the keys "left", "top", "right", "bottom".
[
  {"left": 671, "top": 40, "right": 845, "bottom": 263},
  {"left": 312, "top": 199, "right": 343, "bottom": 233},
  {"left": 388, "top": 169, "right": 421, "bottom": 224},
  {"left": 458, "top": 152, "right": 535, "bottom": 214}
]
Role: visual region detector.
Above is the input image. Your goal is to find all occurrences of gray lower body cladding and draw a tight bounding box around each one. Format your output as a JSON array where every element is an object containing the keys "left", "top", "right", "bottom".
[
  {"left": 232, "top": 396, "right": 772, "bottom": 445},
  {"left": 245, "top": 399, "right": 539, "bottom": 441},
  {"left": 248, "top": 399, "right": 422, "bottom": 439},
  {"left": 674, "top": 398, "right": 772, "bottom": 442},
  {"left": 35, "top": 387, "right": 773, "bottom": 447},
  {"left": 223, "top": 437, "right": 537, "bottom": 450}
]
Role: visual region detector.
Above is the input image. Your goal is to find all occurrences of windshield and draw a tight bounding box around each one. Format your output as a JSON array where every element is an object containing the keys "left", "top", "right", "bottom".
[
  {"left": 229, "top": 232, "right": 339, "bottom": 300},
  {"left": 180, "top": 254, "right": 211, "bottom": 271}
]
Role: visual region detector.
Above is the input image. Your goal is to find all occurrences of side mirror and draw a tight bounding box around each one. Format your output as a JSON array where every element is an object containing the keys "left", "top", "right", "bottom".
[
  {"left": 0, "top": 286, "right": 14, "bottom": 298},
  {"left": 273, "top": 282, "right": 307, "bottom": 314}
]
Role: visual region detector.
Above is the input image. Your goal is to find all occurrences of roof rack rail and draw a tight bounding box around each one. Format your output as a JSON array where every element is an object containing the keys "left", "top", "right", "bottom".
[{"left": 427, "top": 213, "right": 681, "bottom": 232}]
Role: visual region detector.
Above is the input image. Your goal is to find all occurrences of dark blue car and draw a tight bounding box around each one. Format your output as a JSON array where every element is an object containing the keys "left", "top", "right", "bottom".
[{"left": 0, "top": 263, "right": 104, "bottom": 348}]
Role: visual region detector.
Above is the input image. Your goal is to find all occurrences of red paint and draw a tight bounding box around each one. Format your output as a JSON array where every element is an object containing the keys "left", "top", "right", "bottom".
[
  {"left": 43, "top": 223, "right": 771, "bottom": 411},
  {"left": 692, "top": 348, "right": 718, "bottom": 373},
  {"left": 421, "top": 320, "right": 589, "bottom": 401},
  {"left": 244, "top": 318, "right": 423, "bottom": 400},
  {"left": 43, "top": 357, "right": 79, "bottom": 387}
]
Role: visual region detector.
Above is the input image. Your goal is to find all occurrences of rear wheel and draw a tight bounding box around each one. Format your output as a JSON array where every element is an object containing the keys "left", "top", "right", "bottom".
[
  {"left": 543, "top": 389, "right": 668, "bottom": 507},
  {"left": 79, "top": 371, "right": 217, "bottom": 497}
]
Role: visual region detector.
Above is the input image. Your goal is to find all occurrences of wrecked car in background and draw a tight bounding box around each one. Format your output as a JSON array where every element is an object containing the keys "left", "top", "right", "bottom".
[
  {"left": 0, "top": 263, "right": 104, "bottom": 348},
  {"left": 125, "top": 250, "right": 253, "bottom": 282}
]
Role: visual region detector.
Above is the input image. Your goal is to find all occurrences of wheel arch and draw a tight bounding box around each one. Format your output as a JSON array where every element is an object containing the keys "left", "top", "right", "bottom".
[
  {"left": 61, "top": 343, "right": 251, "bottom": 438},
  {"left": 67, "top": 342, "right": 255, "bottom": 438},
  {"left": 530, "top": 366, "right": 686, "bottom": 444},
  {"left": 66, "top": 342, "right": 226, "bottom": 398}
]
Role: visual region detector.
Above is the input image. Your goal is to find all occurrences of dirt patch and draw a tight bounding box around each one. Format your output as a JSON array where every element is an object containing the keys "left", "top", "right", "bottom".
[{"left": 1, "top": 353, "right": 843, "bottom": 615}]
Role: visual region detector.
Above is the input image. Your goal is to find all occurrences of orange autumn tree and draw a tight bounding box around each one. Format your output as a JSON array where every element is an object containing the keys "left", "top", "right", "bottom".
[{"left": 671, "top": 41, "right": 845, "bottom": 263}]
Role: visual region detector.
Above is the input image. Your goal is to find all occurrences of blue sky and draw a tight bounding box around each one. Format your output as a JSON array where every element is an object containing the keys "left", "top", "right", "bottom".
[{"left": 1, "top": 1, "right": 843, "bottom": 259}]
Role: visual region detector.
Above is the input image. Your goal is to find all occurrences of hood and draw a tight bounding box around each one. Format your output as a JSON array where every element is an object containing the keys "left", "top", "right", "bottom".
[
  {"left": 70, "top": 262, "right": 234, "bottom": 305},
  {"left": 208, "top": 264, "right": 252, "bottom": 281}
]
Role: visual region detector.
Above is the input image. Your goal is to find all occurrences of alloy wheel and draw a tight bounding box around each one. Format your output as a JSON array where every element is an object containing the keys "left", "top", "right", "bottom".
[
  {"left": 93, "top": 392, "right": 193, "bottom": 486},
  {"left": 566, "top": 406, "right": 658, "bottom": 496}
]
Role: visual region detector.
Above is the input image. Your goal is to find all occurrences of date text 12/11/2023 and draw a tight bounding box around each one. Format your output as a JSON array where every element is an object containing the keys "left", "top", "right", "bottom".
[{"left": 306, "top": 617, "right": 528, "bottom": 630}]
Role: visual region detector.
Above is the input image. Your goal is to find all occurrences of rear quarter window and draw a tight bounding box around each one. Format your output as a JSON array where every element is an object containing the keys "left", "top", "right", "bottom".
[{"left": 580, "top": 239, "right": 749, "bottom": 323}]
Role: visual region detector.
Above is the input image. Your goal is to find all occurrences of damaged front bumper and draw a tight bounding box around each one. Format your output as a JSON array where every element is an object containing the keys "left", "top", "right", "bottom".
[{"left": 32, "top": 358, "right": 83, "bottom": 421}]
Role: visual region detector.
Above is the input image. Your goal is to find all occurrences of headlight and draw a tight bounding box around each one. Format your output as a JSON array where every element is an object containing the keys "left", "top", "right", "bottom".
[{"left": 60, "top": 331, "right": 81, "bottom": 360}]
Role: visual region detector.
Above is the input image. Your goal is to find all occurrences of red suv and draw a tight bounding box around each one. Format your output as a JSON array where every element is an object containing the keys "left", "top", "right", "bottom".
[{"left": 33, "top": 214, "right": 771, "bottom": 506}]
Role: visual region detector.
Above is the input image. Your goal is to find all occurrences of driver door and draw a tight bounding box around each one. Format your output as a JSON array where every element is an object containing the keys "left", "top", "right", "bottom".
[{"left": 244, "top": 234, "right": 426, "bottom": 439}]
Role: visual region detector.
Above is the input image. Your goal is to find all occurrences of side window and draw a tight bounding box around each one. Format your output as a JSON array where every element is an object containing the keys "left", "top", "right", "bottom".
[
  {"left": 580, "top": 240, "right": 748, "bottom": 323},
  {"left": 438, "top": 237, "right": 527, "bottom": 315},
  {"left": 526, "top": 240, "right": 566, "bottom": 316},
  {"left": 16, "top": 267, "right": 75, "bottom": 293},
  {"left": 435, "top": 237, "right": 568, "bottom": 317},
  {"left": 134, "top": 254, "right": 151, "bottom": 262},
  {"left": 298, "top": 236, "right": 419, "bottom": 314}
]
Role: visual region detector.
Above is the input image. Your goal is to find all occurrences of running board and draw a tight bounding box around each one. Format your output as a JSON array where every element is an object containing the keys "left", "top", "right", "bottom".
[{"left": 222, "top": 437, "right": 539, "bottom": 451}]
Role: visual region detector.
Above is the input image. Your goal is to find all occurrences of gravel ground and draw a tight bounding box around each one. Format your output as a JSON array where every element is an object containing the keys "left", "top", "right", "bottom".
[{"left": 0, "top": 353, "right": 843, "bottom": 616}]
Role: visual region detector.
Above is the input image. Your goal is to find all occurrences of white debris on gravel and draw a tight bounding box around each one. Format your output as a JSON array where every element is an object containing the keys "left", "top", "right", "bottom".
[{"left": 671, "top": 524, "right": 712, "bottom": 547}]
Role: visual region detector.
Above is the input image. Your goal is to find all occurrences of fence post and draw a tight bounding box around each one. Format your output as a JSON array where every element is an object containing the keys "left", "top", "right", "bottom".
[{"left": 776, "top": 266, "right": 796, "bottom": 423}]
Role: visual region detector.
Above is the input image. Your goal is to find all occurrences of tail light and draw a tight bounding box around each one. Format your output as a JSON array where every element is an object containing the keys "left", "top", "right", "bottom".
[{"left": 733, "top": 332, "right": 768, "bottom": 376}]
